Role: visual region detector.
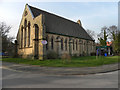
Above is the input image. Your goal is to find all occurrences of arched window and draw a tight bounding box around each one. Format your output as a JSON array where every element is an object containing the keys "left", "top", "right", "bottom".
[
  {"left": 61, "top": 38, "right": 63, "bottom": 50},
  {"left": 24, "top": 29, "right": 26, "bottom": 47},
  {"left": 34, "top": 24, "right": 39, "bottom": 39},
  {"left": 46, "top": 35, "right": 48, "bottom": 50},
  {"left": 34, "top": 24, "right": 39, "bottom": 59},
  {"left": 73, "top": 39, "right": 74, "bottom": 50},
  {"left": 76, "top": 40, "right": 78, "bottom": 50},
  {"left": 51, "top": 36, "right": 54, "bottom": 49},
  {"left": 21, "top": 26, "right": 23, "bottom": 48},
  {"left": 28, "top": 21, "right": 30, "bottom": 47},
  {"left": 24, "top": 19, "right": 27, "bottom": 47},
  {"left": 65, "top": 38, "right": 67, "bottom": 51},
  {"left": 84, "top": 42, "right": 86, "bottom": 51}
]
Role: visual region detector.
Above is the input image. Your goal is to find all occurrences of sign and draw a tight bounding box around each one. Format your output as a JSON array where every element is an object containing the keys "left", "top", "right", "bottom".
[{"left": 41, "top": 40, "right": 47, "bottom": 45}]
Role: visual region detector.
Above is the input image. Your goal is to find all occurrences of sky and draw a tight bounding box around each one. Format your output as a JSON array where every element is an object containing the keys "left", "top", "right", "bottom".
[
  {"left": 0, "top": 1, "right": 118, "bottom": 42},
  {"left": 118, "top": 1, "right": 120, "bottom": 30}
]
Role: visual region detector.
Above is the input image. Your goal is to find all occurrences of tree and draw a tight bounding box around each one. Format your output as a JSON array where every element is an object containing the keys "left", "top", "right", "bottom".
[
  {"left": 113, "top": 31, "right": 120, "bottom": 54},
  {"left": 0, "top": 22, "right": 14, "bottom": 55},
  {"left": 106, "top": 25, "right": 119, "bottom": 53},
  {"left": 97, "top": 25, "right": 119, "bottom": 54},
  {"left": 107, "top": 25, "right": 118, "bottom": 41},
  {"left": 86, "top": 29, "right": 95, "bottom": 40},
  {"left": 118, "top": 31, "right": 120, "bottom": 53},
  {"left": 97, "top": 26, "right": 108, "bottom": 46}
]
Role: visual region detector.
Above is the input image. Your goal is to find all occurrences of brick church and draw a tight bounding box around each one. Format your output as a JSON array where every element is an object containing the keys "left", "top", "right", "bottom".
[{"left": 16, "top": 4, "right": 96, "bottom": 60}]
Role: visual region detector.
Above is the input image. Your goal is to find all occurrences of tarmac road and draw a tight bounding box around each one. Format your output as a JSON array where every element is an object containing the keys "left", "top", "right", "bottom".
[{"left": 1, "top": 61, "right": 119, "bottom": 88}]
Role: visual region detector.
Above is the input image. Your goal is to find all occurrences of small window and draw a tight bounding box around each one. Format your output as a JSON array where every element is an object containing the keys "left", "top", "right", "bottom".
[{"left": 24, "top": 11, "right": 28, "bottom": 16}]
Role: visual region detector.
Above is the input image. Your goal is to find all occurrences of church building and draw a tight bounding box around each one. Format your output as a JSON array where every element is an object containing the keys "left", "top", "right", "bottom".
[{"left": 16, "top": 4, "right": 96, "bottom": 60}]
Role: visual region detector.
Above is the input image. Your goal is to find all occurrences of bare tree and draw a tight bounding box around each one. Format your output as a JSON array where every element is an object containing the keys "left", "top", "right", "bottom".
[
  {"left": 86, "top": 29, "right": 95, "bottom": 40},
  {"left": 107, "top": 25, "right": 119, "bottom": 53},
  {"left": 0, "top": 22, "right": 14, "bottom": 55},
  {"left": 0, "top": 22, "right": 11, "bottom": 37},
  {"left": 97, "top": 26, "right": 108, "bottom": 39},
  {"left": 97, "top": 25, "right": 119, "bottom": 54},
  {"left": 107, "top": 25, "right": 118, "bottom": 41}
]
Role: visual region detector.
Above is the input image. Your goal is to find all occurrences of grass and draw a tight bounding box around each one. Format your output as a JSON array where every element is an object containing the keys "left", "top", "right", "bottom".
[{"left": 1, "top": 56, "right": 120, "bottom": 67}]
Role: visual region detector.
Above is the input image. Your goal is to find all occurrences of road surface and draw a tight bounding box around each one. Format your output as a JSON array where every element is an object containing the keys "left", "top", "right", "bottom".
[{"left": 1, "top": 62, "right": 119, "bottom": 88}]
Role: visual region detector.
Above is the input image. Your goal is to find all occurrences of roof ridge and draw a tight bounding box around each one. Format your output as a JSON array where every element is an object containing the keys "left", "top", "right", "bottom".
[{"left": 28, "top": 4, "right": 79, "bottom": 25}]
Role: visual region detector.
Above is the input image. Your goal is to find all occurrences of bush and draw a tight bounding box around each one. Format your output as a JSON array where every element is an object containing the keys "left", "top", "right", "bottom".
[
  {"left": 90, "top": 52, "right": 96, "bottom": 56},
  {"left": 82, "top": 51, "right": 86, "bottom": 56},
  {"left": 61, "top": 53, "right": 71, "bottom": 63},
  {"left": 46, "top": 50, "right": 58, "bottom": 59},
  {"left": 73, "top": 53, "right": 78, "bottom": 57}
]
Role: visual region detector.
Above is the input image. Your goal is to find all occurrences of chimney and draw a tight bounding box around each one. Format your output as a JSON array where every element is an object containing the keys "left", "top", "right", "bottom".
[{"left": 77, "top": 20, "right": 82, "bottom": 27}]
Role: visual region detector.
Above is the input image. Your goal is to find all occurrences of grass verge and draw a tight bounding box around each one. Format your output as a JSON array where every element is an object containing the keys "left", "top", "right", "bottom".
[{"left": 1, "top": 56, "right": 120, "bottom": 67}]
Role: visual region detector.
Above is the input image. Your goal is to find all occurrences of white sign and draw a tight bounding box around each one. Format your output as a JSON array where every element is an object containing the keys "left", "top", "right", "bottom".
[{"left": 41, "top": 40, "right": 47, "bottom": 45}]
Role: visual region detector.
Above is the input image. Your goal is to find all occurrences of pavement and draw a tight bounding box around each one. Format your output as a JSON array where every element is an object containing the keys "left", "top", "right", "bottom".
[{"left": 2, "top": 61, "right": 119, "bottom": 75}]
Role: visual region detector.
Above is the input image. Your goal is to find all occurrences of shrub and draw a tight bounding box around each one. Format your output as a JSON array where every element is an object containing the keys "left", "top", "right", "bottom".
[
  {"left": 73, "top": 53, "right": 78, "bottom": 57},
  {"left": 82, "top": 51, "right": 86, "bottom": 56},
  {"left": 79, "top": 54, "right": 82, "bottom": 56},
  {"left": 46, "top": 50, "right": 58, "bottom": 59},
  {"left": 61, "top": 53, "right": 71, "bottom": 63},
  {"left": 90, "top": 52, "right": 96, "bottom": 56}
]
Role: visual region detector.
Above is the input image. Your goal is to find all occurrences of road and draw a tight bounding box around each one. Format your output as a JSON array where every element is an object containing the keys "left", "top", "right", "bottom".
[{"left": 1, "top": 62, "right": 119, "bottom": 88}]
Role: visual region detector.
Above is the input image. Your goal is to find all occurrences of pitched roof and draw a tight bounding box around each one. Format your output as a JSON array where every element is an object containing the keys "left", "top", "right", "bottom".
[{"left": 28, "top": 4, "right": 94, "bottom": 41}]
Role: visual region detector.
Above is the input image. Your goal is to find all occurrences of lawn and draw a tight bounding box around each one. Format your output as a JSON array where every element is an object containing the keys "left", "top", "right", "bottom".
[{"left": 1, "top": 56, "right": 120, "bottom": 67}]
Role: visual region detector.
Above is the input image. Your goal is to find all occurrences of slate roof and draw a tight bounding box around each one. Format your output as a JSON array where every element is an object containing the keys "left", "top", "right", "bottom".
[{"left": 28, "top": 4, "right": 94, "bottom": 41}]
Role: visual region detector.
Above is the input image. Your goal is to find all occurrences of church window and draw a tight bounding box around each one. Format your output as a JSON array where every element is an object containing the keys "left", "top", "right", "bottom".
[
  {"left": 46, "top": 36, "right": 48, "bottom": 50},
  {"left": 51, "top": 36, "right": 54, "bottom": 49},
  {"left": 65, "top": 38, "right": 67, "bottom": 51},
  {"left": 24, "top": 19, "right": 27, "bottom": 47},
  {"left": 24, "top": 11, "right": 28, "bottom": 16},
  {"left": 73, "top": 39, "right": 74, "bottom": 50},
  {"left": 28, "top": 21, "right": 30, "bottom": 47},
  {"left": 76, "top": 40, "right": 78, "bottom": 50},
  {"left": 61, "top": 38, "right": 63, "bottom": 50},
  {"left": 35, "top": 24, "right": 39, "bottom": 39},
  {"left": 21, "top": 26, "right": 23, "bottom": 48}
]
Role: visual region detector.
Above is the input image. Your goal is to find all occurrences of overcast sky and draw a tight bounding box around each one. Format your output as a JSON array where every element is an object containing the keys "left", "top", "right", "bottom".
[{"left": 0, "top": 1, "right": 118, "bottom": 41}]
